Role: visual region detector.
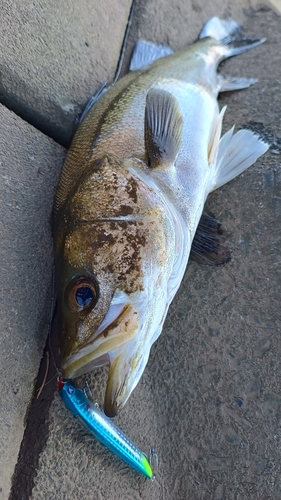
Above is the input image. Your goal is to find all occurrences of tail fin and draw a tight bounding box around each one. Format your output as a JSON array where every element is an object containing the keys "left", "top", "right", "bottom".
[{"left": 199, "top": 16, "right": 266, "bottom": 58}]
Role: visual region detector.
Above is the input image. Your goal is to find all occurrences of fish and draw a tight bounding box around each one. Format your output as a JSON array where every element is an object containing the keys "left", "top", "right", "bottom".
[
  {"left": 58, "top": 379, "right": 155, "bottom": 478},
  {"left": 54, "top": 17, "right": 269, "bottom": 417}
]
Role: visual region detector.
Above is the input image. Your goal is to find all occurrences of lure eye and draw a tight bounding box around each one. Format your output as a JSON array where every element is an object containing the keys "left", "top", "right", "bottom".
[
  {"left": 66, "top": 276, "right": 99, "bottom": 313},
  {"left": 67, "top": 386, "right": 74, "bottom": 395}
]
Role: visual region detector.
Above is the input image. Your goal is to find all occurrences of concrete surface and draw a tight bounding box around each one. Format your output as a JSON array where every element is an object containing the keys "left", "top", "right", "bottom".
[
  {"left": 0, "top": 0, "right": 280, "bottom": 499},
  {"left": 1, "top": 0, "right": 132, "bottom": 147},
  {"left": 0, "top": 104, "right": 65, "bottom": 499}
]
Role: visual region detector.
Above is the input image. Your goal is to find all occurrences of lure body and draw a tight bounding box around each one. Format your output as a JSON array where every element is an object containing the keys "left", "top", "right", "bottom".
[{"left": 59, "top": 380, "right": 154, "bottom": 479}]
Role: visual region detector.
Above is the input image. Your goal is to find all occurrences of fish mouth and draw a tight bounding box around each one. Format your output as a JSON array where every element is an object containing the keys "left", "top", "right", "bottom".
[
  {"left": 62, "top": 297, "right": 148, "bottom": 416},
  {"left": 62, "top": 299, "right": 139, "bottom": 378}
]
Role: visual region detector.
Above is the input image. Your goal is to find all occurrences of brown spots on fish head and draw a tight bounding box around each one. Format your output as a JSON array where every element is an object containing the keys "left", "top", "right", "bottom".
[
  {"left": 125, "top": 176, "right": 138, "bottom": 204},
  {"left": 88, "top": 220, "right": 146, "bottom": 295},
  {"left": 120, "top": 205, "right": 134, "bottom": 216},
  {"left": 64, "top": 155, "right": 156, "bottom": 222}
]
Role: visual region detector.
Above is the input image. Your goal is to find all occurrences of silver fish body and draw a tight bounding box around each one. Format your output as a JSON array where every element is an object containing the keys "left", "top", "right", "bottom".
[{"left": 54, "top": 17, "right": 269, "bottom": 416}]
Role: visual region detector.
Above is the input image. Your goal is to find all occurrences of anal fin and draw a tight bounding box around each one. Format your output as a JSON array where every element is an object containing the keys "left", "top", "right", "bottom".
[
  {"left": 190, "top": 212, "right": 231, "bottom": 266},
  {"left": 218, "top": 74, "right": 258, "bottom": 92}
]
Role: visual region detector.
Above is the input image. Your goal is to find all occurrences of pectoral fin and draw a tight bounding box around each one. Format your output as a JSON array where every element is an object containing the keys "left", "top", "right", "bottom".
[
  {"left": 190, "top": 212, "right": 231, "bottom": 266},
  {"left": 145, "top": 88, "right": 183, "bottom": 168}
]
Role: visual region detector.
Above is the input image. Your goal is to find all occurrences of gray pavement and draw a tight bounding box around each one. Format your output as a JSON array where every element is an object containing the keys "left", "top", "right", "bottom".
[
  {"left": 1, "top": 1, "right": 281, "bottom": 499},
  {"left": 0, "top": 105, "right": 65, "bottom": 499},
  {"left": 1, "top": 1, "right": 132, "bottom": 147}
]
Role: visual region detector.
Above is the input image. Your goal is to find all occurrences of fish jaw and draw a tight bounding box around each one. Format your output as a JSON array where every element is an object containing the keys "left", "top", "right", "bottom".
[
  {"left": 61, "top": 299, "right": 139, "bottom": 379},
  {"left": 104, "top": 340, "right": 152, "bottom": 417}
]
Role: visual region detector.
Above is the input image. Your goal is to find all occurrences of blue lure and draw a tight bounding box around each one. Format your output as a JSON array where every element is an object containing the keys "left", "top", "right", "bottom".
[{"left": 59, "top": 379, "right": 155, "bottom": 479}]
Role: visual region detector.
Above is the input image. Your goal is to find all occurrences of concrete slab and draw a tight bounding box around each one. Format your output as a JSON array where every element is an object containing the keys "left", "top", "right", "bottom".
[
  {"left": 30, "top": 6, "right": 281, "bottom": 500},
  {"left": 0, "top": 105, "right": 65, "bottom": 500},
  {"left": 1, "top": 0, "right": 132, "bottom": 147}
]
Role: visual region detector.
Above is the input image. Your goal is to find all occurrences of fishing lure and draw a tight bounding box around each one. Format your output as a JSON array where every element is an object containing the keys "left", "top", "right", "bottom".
[{"left": 58, "top": 379, "right": 155, "bottom": 479}]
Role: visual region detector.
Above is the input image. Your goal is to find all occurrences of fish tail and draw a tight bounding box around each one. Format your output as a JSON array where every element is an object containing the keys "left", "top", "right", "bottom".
[{"left": 199, "top": 16, "right": 266, "bottom": 58}]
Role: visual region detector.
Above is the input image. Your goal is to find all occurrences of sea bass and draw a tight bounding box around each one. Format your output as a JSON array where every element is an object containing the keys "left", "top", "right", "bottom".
[{"left": 54, "top": 17, "right": 268, "bottom": 416}]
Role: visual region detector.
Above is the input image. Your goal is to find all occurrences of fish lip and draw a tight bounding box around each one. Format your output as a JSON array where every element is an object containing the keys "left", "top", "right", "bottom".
[
  {"left": 103, "top": 355, "right": 127, "bottom": 417},
  {"left": 61, "top": 301, "right": 139, "bottom": 379},
  {"left": 104, "top": 397, "right": 119, "bottom": 417}
]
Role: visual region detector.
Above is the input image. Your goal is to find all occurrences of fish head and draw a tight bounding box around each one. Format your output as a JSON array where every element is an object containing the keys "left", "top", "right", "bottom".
[{"left": 54, "top": 155, "right": 175, "bottom": 415}]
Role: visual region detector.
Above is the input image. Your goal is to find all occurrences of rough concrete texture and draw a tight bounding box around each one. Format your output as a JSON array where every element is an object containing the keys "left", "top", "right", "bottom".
[
  {"left": 0, "top": 0, "right": 132, "bottom": 147},
  {"left": 0, "top": 105, "right": 65, "bottom": 500},
  {"left": 29, "top": 6, "right": 281, "bottom": 500}
]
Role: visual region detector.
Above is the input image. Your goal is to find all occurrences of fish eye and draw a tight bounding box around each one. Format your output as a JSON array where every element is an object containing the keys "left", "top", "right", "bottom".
[
  {"left": 76, "top": 286, "right": 94, "bottom": 308},
  {"left": 66, "top": 276, "right": 99, "bottom": 313}
]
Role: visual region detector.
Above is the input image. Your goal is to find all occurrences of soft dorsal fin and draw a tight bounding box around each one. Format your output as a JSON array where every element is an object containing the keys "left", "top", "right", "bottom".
[
  {"left": 190, "top": 212, "right": 231, "bottom": 266},
  {"left": 130, "top": 40, "right": 173, "bottom": 71},
  {"left": 145, "top": 88, "right": 183, "bottom": 168}
]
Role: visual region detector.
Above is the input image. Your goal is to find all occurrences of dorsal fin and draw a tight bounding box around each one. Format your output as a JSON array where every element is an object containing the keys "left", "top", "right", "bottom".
[
  {"left": 145, "top": 88, "right": 183, "bottom": 168},
  {"left": 78, "top": 83, "right": 108, "bottom": 124},
  {"left": 190, "top": 212, "right": 231, "bottom": 265},
  {"left": 130, "top": 40, "right": 173, "bottom": 71},
  {"left": 208, "top": 106, "right": 226, "bottom": 165}
]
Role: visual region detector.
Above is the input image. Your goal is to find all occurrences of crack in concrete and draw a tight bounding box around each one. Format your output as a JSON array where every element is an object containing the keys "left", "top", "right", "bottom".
[
  {"left": 9, "top": 309, "right": 60, "bottom": 500},
  {"left": 0, "top": 0, "right": 136, "bottom": 149}
]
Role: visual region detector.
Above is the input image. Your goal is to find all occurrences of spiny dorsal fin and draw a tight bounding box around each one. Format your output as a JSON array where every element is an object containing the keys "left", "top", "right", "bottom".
[
  {"left": 130, "top": 40, "right": 173, "bottom": 71},
  {"left": 208, "top": 106, "right": 226, "bottom": 165},
  {"left": 190, "top": 212, "right": 231, "bottom": 266},
  {"left": 78, "top": 82, "right": 108, "bottom": 124},
  {"left": 145, "top": 88, "right": 183, "bottom": 168}
]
